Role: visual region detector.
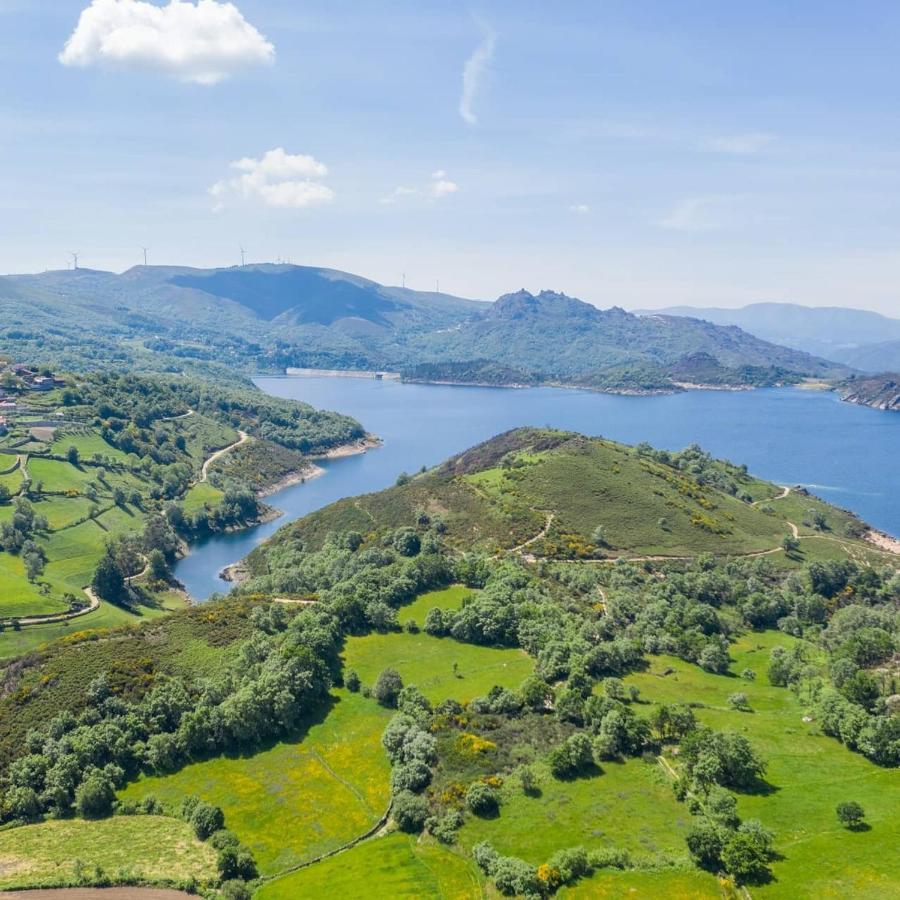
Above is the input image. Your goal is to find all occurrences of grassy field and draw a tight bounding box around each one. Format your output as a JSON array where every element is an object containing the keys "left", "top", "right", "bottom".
[
  {"left": 0, "top": 815, "right": 216, "bottom": 890},
  {"left": 343, "top": 631, "right": 534, "bottom": 704},
  {"left": 182, "top": 481, "right": 224, "bottom": 514},
  {"left": 256, "top": 833, "right": 484, "bottom": 900},
  {"left": 50, "top": 431, "right": 129, "bottom": 463},
  {"left": 626, "top": 632, "right": 900, "bottom": 899},
  {"left": 399, "top": 584, "right": 477, "bottom": 628},
  {"left": 559, "top": 868, "right": 722, "bottom": 898},
  {"left": 120, "top": 690, "right": 392, "bottom": 876},
  {"left": 456, "top": 753, "right": 691, "bottom": 865}
]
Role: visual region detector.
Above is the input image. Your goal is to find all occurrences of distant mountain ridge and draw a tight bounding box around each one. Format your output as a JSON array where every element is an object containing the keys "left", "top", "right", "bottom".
[
  {"left": 0, "top": 265, "right": 848, "bottom": 393},
  {"left": 634, "top": 301, "right": 900, "bottom": 370}
]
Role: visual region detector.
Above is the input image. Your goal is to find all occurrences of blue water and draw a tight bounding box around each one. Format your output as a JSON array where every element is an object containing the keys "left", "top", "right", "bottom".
[{"left": 173, "top": 378, "right": 900, "bottom": 600}]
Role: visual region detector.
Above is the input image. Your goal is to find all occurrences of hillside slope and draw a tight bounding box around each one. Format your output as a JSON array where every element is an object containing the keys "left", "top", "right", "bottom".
[
  {"left": 247, "top": 427, "right": 868, "bottom": 565},
  {"left": 1, "top": 268, "right": 846, "bottom": 391},
  {"left": 635, "top": 301, "right": 900, "bottom": 365},
  {"left": 838, "top": 373, "right": 900, "bottom": 411}
]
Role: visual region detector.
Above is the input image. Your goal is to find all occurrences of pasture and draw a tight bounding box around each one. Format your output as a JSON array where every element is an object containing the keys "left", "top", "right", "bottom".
[
  {"left": 343, "top": 630, "right": 534, "bottom": 704},
  {"left": 626, "top": 632, "right": 900, "bottom": 899},
  {"left": 0, "top": 815, "right": 216, "bottom": 890},
  {"left": 399, "top": 584, "right": 477, "bottom": 627},
  {"left": 120, "top": 690, "right": 392, "bottom": 876},
  {"left": 256, "top": 833, "right": 483, "bottom": 900}
]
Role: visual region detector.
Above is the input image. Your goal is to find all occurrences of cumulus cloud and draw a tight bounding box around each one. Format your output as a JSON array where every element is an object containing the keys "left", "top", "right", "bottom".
[
  {"left": 381, "top": 171, "right": 459, "bottom": 204},
  {"left": 703, "top": 132, "right": 775, "bottom": 155},
  {"left": 59, "top": 0, "right": 274, "bottom": 85},
  {"left": 459, "top": 25, "right": 496, "bottom": 125},
  {"left": 209, "top": 148, "right": 334, "bottom": 210}
]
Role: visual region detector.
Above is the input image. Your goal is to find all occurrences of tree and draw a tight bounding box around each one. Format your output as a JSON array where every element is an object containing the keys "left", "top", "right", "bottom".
[
  {"left": 66, "top": 445, "right": 80, "bottom": 466},
  {"left": 782, "top": 534, "right": 801, "bottom": 556},
  {"left": 685, "top": 819, "right": 725, "bottom": 870},
  {"left": 392, "top": 789, "right": 429, "bottom": 832},
  {"left": 728, "top": 692, "right": 751, "bottom": 712},
  {"left": 720, "top": 821, "right": 774, "bottom": 883},
  {"left": 91, "top": 550, "right": 125, "bottom": 602},
  {"left": 344, "top": 669, "right": 361, "bottom": 692},
  {"left": 75, "top": 772, "right": 114, "bottom": 818},
  {"left": 191, "top": 801, "right": 225, "bottom": 840},
  {"left": 147, "top": 548, "right": 169, "bottom": 581},
  {"left": 373, "top": 668, "right": 403, "bottom": 707},
  {"left": 836, "top": 801, "right": 866, "bottom": 829}
]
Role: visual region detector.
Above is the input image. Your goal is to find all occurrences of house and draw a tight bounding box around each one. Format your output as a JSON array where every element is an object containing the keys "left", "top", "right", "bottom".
[{"left": 29, "top": 376, "right": 55, "bottom": 391}]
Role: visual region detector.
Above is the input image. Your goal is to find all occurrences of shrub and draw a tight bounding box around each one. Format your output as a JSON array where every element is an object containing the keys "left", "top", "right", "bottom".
[
  {"left": 466, "top": 781, "right": 500, "bottom": 816},
  {"left": 74, "top": 772, "right": 115, "bottom": 819},
  {"left": 344, "top": 669, "right": 361, "bottom": 692},
  {"left": 392, "top": 790, "right": 429, "bottom": 833},
  {"left": 191, "top": 801, "right": 225, "bottom": 840},
  {"left": 836, "top": 801, "right": 866, "bottom": 829},
  {"left": 373, "top": 668, "right": 404, "bottom": 707}
]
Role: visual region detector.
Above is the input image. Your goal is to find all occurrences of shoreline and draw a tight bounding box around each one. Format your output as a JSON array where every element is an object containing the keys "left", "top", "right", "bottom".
[{"left": 216, "top": 434, "right": 381, "bottom": 586}]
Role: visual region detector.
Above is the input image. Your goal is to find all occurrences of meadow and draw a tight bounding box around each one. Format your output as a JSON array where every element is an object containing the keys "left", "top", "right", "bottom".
[
  {"left": 120, "top": 689, "right": 393, "bottom": 876},
  {"left": 0, "top": 815, "right": 216, "bottom": 890},
  {"left": 625, "top": 632, "right": 900, "bottom": 899},
  {"left": 343, "top": 630, "right": 535, "bottom": 704},
  {"left": 257, "top": 833, "right": 484, "bottom": 899},
  {"left": 399, "top": 584, "right": 478, "bottom": 627}
]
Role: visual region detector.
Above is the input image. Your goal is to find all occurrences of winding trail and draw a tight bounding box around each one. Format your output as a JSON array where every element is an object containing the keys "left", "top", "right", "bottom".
[{"left": 198, "top": 430, "right": 249, "bottom": 483}]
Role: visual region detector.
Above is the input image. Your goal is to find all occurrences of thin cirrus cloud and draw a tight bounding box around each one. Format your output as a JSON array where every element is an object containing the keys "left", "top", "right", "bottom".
[
  {"left": 658, "top": 197, "right": 728, "bottom": 232},
  {"left": 59, "top": 0, "right": 275, "bottom": 85},
  {"left": 459, "top": 24, "right": 496, "bottom": 125},
  {"left": 209, "top": 148, "right": 334, "bottom": 211},
  {"left": 702, "top": 132, "right": 775, "bottom": 155},
  {"left": 381, "top": 170, "right": 459, "bottom": 204},
  {"left": 570, "top": 204, "right": 590, "bottom": 214}
]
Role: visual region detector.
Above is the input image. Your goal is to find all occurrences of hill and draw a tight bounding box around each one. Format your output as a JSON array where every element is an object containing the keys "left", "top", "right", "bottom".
[
  {"left": 1, "top": 267, "right": 846, "bottom": 392},
  {"left": 634, "top": 301, "right": 900, "bottom": 367},
  {"left": 838, "top": 373, "right": 900, "bottom": 412},
  {"left": 245, "top": 427, "right": 872, "bottom": 567},
  {"left": 835, "top": 338, "right": 900, "bottom": 373},
  {"left": 0, "top": 429, "right": 896, "bottom": 898}
]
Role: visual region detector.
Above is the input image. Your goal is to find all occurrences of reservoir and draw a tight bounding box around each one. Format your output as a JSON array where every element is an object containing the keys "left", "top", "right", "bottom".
[{"left": 174, "top": 378, "right": 900, "bottom": 599}]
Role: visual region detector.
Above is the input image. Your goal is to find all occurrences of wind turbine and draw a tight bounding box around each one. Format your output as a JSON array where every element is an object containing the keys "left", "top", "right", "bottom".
[
  {"left": 69, "top": 252, "right": 79, "bottom": 270},
  {"left": 240, "top": 246, "right": 246, "bottom": 267},
  {"left": 141, "top": 247, "right": 149, "bottom": 266}
]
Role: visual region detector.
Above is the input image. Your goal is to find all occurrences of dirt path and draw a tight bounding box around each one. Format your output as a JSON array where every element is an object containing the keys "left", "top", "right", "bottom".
[
  {"left": 752, "top": 485, "right": 791, "bottom": 506},
  {"left": 503, "top": 512, "right": 554, "bottom": 557},
  {"left": 198, "top": 430, "right": 249, "bottom": 483}
]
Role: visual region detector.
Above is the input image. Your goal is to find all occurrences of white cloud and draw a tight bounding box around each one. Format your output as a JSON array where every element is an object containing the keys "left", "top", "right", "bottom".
[
  {"left": 381, "top": 171, "right": 459, "bottom": 204},
  {"left": 209, "top": 148, "right": 334, "bottom": 210},
  {"left": 658, "top": 197, "right": 726, "bottom": 232},
  {"left": 459, "top": 25, "right": 496, "bottom": 125},
  {"left": 59, "top": 0, "right": 274, "bottom": 85},
  {"left": 703, "top": 132, "right": 775, "bottom": 155},
  {"left": 570, "top": 204, "right": 590, "bottom": 214}
]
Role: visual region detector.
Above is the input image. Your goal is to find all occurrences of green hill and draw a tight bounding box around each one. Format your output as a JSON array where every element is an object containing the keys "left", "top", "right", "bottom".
[
  {"left": 1, "top": 267, "right": 846, "bottom": 391},
  {"left": 247, "top": 427, "right": 867, "bottom": 568}
]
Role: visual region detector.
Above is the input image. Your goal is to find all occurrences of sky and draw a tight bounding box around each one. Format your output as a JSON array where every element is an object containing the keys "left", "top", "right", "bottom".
[{"left": 2, "top": 1, "right": 900, "bottom": 314}]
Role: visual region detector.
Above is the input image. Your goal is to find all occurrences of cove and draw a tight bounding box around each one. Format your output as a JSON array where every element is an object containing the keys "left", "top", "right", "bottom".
[{"left": 173, "top": 378, "right": 900, "bottom": 600}]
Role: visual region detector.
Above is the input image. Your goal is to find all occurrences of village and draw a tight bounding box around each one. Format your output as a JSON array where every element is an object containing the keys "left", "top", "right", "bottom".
[{"left": 0, "top": 360, "right": 67, "bottom": 435}]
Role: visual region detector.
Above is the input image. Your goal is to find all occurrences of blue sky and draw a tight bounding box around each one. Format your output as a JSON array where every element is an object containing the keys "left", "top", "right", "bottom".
[{"left": 2, "top": 1, "right": 900, "bottom": 313}]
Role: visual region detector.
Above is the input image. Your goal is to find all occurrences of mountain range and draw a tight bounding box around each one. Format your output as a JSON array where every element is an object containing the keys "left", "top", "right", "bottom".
[
  {"left": 634, "top": 301, "right": 900, "bottom": 371},
  {"left": 1, "top": 264, "right": 847, "bottom": 392}
]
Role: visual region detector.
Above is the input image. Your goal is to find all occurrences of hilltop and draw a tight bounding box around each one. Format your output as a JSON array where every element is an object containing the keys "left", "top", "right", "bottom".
[
  {"left": 634, "top": 301, "right": 900, "bottom": 370},
  {"left": 0, "top": 266, "right": 847, "bottom": 392},
  {"left": 246, "top": 426, "right": 873, "bottom": 568}
]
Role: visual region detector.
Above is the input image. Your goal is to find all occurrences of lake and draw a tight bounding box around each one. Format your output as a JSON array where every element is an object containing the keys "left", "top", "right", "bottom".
[{"left": 173, "top": 378, "right": 900, "bottom": 600}]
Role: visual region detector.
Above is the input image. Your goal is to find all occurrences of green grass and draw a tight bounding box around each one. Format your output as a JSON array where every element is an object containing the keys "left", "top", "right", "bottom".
[
  {"left": 626, "top": 633, "right": 900, "bottom": 899},
  {"left": 456, "top": 754, "right": 692, "bottom": 865},
  {"left": 182, "top": 481, "right": 224, "bottom": 513},
  {"left": 256, "top": 833, "right": 483, "bottom": 900},
  {"left": 26, "top": 457, "right": 97, "bottom": 493},
  {"left": 120, "top": 689, "right": 392, "bottom": 876},
  {"left": 50, "top": 431, "right": 129, "bottom": 462},
  {"left": 559, "top": 868, "right": 722, "bottom": 898},
  {"left": 0, "top": 815, "right": 217, "bottom": 890},
  {"left": 343, "top": 631, "right": 534, "bottom": 704},
  {"left": 400, "top": 584, "right": 477, "bottom": 628}
]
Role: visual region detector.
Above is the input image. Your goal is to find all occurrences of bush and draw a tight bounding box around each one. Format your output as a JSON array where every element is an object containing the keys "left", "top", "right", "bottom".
[
  {"left": 220, "top": 882, "right": 252, "bottom": 900},
  {"left": 836, "top": 800, "right": 866, "bottom": 829},
  {"left": 466, "top": 781, "right": 500, "bottom": 816},
  {"left": 344, "top": 669, "right": 361, "bottom": 692},
  {"left": 373, "top": 668, "right": 404, "bottom": 707},
  {"left": 392, "top": 790, "right": 429, "bottom": 833},
  {"left": 217, "top": 845, "right": 257, "bottom": 881},
  {"left": 549, "top": 733, "right": 594, "bottom": 778},
  {"left": 74, "top": 772, "right": 114, "bottom": 819},
  {"left": 191, "top": 801, "right": 225, "bottom": 840}
]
